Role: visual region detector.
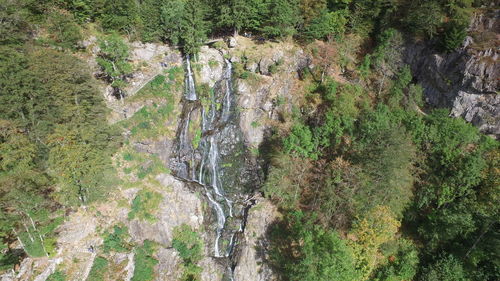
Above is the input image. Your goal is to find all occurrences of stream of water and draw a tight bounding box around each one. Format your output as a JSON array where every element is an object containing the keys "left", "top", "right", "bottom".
[{"left": 172, "top": 56, "right": 250, "bottom": 279}]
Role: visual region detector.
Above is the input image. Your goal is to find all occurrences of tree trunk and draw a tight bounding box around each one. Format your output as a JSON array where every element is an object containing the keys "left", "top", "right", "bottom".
[{"left": 13, "top": 229, "right": 26, "bottom": 252}]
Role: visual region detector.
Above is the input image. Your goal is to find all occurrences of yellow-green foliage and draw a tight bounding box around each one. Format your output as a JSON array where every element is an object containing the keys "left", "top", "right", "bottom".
[{"left": 349, "top": 206, "right": 400, "bottom": 280}]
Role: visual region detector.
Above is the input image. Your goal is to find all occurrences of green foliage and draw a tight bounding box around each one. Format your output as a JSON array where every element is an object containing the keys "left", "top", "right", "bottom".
[
  {"left": 314, "top": 82, "right": 361, "bottom": 148},
  {"left": 403, "top": 1, "right": 443, "bottom": 38},
  {"left": 302, "top": 9, "right": 348, "bottom": 41},
  {"left": 45, "top": 9, "right": 83, "bottom": 50},
  {"left": 172, "top": 224, "right": 204, "bottom": 280},
  {"left": 172, "top": 224, "right": 204, "bottom": 263},
  {"left": 354, "top": 105, "right": 416, "bottom": 217},
  {"left": 132, "top": 240, "right": 158, "bottom": 281},
  {"left": 387, "top": 65, "right": 413, "bottom": 109},
  {"left": 416, "top": 109, "right": 484, "bottom": 208},
  {"left": 128, "top": 190, "right": 163, "bottom": 222},
  {"left": 161, "top": 0, "right": 209, "bottom": 54},
  {"left": 419, "top": 255, "right": 469, "bottom": 281},
  {"left": 260, "top": 0, "right": 301, "bottom": 39},
  {"left": 87, "top": 256, "right": 109, "bottom": 281},
  {"left": 441, "top": 24, "right": 468, "bottom": 52},
  {"left": 269, "top": 211, "right": 360, "bottom": 281},
  {"left": 283, "top": 122, "right": 318, "bottom": 159},
  {"left": 99, "top": 0, "right": 139, "bottom": 33},
  {"left": 214, "top": 0, "right": 263, "bottom": 34},
  {"left": 0, "top": 43, "right": 118, "bottom": 266},
  {"left": 46, "top": 271, "right": 66, "bottom": 281},
  {"left": 137, "top": 0, "right": 163, "bottom": 42},
  {"left": 96, "top": 33, "right": 132, "bottom": 91},
  {"left": 102, "top": 225, "right": 131, "bottom": 253},
  {"left": 374, "top": 239, "right": 419, "bottom": 281},
  {"left": 0, "top": 1, "right": 30, "bottom": 45}
]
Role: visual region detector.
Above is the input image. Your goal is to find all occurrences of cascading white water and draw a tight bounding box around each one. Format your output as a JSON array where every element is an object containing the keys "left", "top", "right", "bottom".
[
  {"left": 221, "top": 59, "right": 232, "bottom": 122},
  {"left": 185, "top": 55, "right": 197, "bottom": 101},
  {"left": 194, "top": 59, "right": 237, "bottom": 258},
  {"left": 173, "top": 57, "right": 246, "bottom": 266}
]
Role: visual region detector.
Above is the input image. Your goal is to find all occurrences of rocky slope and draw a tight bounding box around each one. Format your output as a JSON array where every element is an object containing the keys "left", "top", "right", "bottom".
[
  {"left": 1, "top": 35, "right": 307, "bottom": 281},
  {"left": 403, "top": 8, "right": 499, "bottom": 138}
]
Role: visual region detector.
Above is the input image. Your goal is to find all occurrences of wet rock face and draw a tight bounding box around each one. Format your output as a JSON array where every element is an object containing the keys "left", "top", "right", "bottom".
[
  {"left": 404, "top": 9, "right": 499, "bottom": 138},
  {"left": 233, "top": 197, "right": 279, "bottom": 281}
]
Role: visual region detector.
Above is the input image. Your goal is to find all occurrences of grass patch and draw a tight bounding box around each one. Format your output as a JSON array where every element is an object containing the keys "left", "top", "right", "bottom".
[
  {"left": 208, "top": 59, "right": 219, "bottom": 68},
  {"left": 87, "top": 256, "right": 109, "bottom": 281},
  {"left": 102, "top": 225, "right": 131, "bottom": 253},
  {"left": 172, "top": 224, "right": 204, "bottom": 281},
  {"left": 132, "top": 240, "right": 159, "bottom": 281},
  {"left": 129, "top": 74, "right": 175, "bottom": 102},
  {"left": 120, "top": 149, "right": 170, "bottom": 179},
  {"left": 47, "top": 271, "right": 66, "bottom": 281},
  {"left": 128, "top": 190, "right": 163, "bottom": 222},
  {"left": 123, "top": 103, "right": 175, "bottom": 140}
]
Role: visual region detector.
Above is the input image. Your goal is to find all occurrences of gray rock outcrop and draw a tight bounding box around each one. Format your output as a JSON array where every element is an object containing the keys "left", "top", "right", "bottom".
[{"left": 404, "top": 9, "right": 499, "bottom": 137}]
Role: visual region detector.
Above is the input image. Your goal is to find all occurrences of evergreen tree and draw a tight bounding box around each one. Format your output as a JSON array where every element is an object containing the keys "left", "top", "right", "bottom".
[
  {"left": 96, "top": 33, "right": 133, "bottom": 98},
  {"left": 100, "top": 0, "right": 139, "bottom": 33},
  {"left": 260, "top": 0, "right": 301, "bottom": 39}
]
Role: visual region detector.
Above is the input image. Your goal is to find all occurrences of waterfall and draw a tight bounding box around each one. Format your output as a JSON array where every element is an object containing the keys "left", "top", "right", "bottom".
[
  {"left": 185, "top": 55, "right": 197, "bottom": 101},
  {"left": 171, "top": 57, "right": 253, "bottom": 280},
  {"left": 196, "top": 59, "right": 235, "bottom": 258}
]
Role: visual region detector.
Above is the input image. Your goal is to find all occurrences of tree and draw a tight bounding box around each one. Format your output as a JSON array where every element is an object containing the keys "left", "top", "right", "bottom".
[
  {"left": 419, "top": 255, "right": 469, "bottom": 281},
  {"left": 269, "top": 211, "right": 361, "bottom": 281},
  {"left": 263, "top": 152, "right": 312, "bottom": 209},
  {"left": 100, "top": 0, "right": 139, "bottom": 33},
  {"left": 0, "top": 0, "right": 30, "bottom": 45},
  {"left": 403, "top": 1, "right": 444, "bottom": 38},
  {"left": 283, "top": 122, "right": 318, "bottom": 159},
  {"left": 96, "top": 33, "right": 133, "bottom": 99},
  {"left": 47, "top": 124, "right": 114, "bottom": 205},
  {"left": 46, "top": 9, "right": 83, "bottom": 49},
  {"left": 354, "top": 105, "right": 417, "bottom": 217},
  {"left": 137, "top": 0, "right": 163, "bottom": 42},
  {"left": 302, "top": 9, "right": 347, "bottom": 41},
  {"left": 160, "top": 0, "right": 185, "bottom": 46},
  {"left": 299, "top": 0, "right": 327, "bottom": 24},
  {"left": 260, "top": 0, "right": 301, "bottom": 39},
  {"left": 349, "top": 205, "right": 400, "bottom": 280},
  {"left": 441, "top": 24, "right": 467, "bottom": 52},
  {"left": 214, "top": 0, "right": 263, "bottom": 35},
  {"left": 374, "top": 239, "right": 420, "bottom": 281},
  {"left": 180, "top": 0, "right": 209, "bottom": 54},
  {"left": 161, "top": 0, "right": 208, "bottom": 54}
]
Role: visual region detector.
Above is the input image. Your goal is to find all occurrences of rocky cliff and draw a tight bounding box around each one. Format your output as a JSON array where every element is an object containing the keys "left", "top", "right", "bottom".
[{"left": 403, "top": 8, "right": 499, "bottom": 138}]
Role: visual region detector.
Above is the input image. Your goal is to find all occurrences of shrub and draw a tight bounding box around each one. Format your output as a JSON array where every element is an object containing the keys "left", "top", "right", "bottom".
[
  {"left": 283, "top": 122, "right": 318, "bottom": 159},
  {"left": 102, "top": 225, "right": 131, "bottom": 253},
  {"left": 132, "top": 240, "right": 158, "bottom": 281},
  {"left": 441, "top": 25, "right": 467, "bottom": 53},
  {"left": 87, "top": 256, "right": 109, "bottom": 281},
  {"left": 128, "top": 190, "right": 163, "bottom": 222},
  {"left": 172, "top": 224, "right": 204, "bottom": 281}
]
